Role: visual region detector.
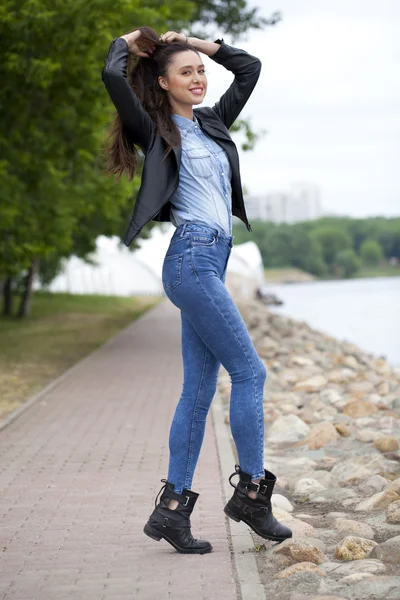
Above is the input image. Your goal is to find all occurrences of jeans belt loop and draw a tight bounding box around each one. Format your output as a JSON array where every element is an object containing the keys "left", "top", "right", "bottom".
[{"left": 181, "top": 222, "right": 188, "bottom": 238}]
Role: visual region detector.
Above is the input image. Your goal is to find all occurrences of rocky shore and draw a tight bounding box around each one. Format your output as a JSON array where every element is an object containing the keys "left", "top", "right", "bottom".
[{"left": 217, "top": 296, "right": 400, "bottom": 600}]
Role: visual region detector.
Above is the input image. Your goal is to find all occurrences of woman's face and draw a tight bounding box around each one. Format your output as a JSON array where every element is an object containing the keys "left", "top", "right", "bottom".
[{"left": 158, "top": 50, "right": 207, "bottom": 106}]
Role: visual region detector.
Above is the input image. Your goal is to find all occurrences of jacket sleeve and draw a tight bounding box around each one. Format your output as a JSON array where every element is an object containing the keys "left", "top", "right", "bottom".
[
  {"left": 209, "top": 39, "right": 262, "bottom": 130},
  {"left": 101, "top": 37, "right": 155, "bottom": 152}
]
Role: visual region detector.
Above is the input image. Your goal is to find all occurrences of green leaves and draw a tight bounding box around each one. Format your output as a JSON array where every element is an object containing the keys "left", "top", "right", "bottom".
[
  {"left": 232, "top": 216, "right": 400, "bottom": 279},
  {"left": 1, "top": 0, "right": 276, "bottom": 314}
]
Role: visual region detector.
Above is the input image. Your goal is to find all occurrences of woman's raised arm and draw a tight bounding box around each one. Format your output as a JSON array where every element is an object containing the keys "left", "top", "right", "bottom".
[
  {"left": 101, "top": 32, "right": 155, "bottom": 152},
  {"left": 189, "top": 37, "right": 262, "bottom": 130}
]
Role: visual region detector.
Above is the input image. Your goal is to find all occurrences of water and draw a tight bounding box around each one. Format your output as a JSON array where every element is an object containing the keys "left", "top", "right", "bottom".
[{"left": 263, "top": 276, "right": 400, "bottom": 367}]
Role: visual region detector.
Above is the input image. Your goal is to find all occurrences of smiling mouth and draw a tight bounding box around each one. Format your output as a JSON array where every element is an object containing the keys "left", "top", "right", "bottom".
[{"left": 190, "top": 88, "right": 204, "bottom": 94}]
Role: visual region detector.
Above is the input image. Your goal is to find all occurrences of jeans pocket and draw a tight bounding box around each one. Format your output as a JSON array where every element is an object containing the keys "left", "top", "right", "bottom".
[{"left": 162, "top": 253, "right": 184, "bottom": 292}]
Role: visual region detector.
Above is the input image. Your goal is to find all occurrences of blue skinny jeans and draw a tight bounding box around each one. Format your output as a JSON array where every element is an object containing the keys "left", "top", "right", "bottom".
[{"left": 162, "top": 221, "right": 266, "bottom": 493}]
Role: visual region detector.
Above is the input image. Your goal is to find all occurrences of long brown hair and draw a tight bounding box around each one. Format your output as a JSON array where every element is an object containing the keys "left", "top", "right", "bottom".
[{"left": 104, "top": 26, "right": 199, "bottom": 181}]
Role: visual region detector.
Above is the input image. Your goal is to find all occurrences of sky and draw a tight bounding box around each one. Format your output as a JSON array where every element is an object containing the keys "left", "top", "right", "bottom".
[{"left": 200, "top": 0, "right": 399, "bottom": 218}]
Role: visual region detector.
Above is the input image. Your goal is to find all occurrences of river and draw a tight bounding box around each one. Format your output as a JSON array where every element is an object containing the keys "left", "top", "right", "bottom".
[{"left": 263, "top": 276, "right": 400, "bottom": 367}]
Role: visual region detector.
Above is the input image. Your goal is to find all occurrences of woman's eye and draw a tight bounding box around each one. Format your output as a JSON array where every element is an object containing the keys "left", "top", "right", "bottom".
[{"left": 182, "top": 70, "right": 206, "bottom": 75}]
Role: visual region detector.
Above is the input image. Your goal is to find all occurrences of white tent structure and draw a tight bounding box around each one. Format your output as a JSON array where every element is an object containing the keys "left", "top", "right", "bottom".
[{"left": 45, "top": 225, "right": 265, "bottom": 297}]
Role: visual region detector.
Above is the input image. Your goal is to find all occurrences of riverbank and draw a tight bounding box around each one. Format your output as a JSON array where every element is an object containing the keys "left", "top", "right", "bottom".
[
  {"left": 264, "top": 264, "right": 400, "bottom": 284},
  {"left": 0, "top": 292, "right": 161, "bottom": 422},
  {"left": 217, "top": 295, "right": 400, "bottom": 599}
]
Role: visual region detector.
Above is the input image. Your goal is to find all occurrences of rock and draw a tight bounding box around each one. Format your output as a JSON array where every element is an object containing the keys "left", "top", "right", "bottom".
[
  {"left": 294, "top": 375, "right": 328, "bottom": 393},
  {"left": 348, "top": 380, "right": 375, "bottom": 394},
  {"left": 327, "top": 512, "right": 350, "bottom": 520},
  {"left": 335, "top": 423, "right": 352, "bottom": 437},
  {"left": 386, "top": 500, "right": 400, "bottom": 524},
  {"left": 356, "top": 428, "right": 379, "bottom": 443},
  {"left": 343, "top": 399, "right": 379, "bottom": 417},
  {"left": 301, "top": 470, "right": 334, "bottom": 489},
  {"left": 257, "top": 335, "right": 280, "bottom": 357},
  {"left": 358, "top": 474, "right": 389, "bottom": 496},
  {"left": 276, "top": 476, "right": 290, "bottom": 491},
  {"left": 291, "top": 355, "right": 315, "bottom": 367},
  {"left": 328, "top": 368, "right": 357, "bottom": 384},
  {"left": 330, "top": 454, "right": 396, "bottom": 484},
  {"left": 290, "top": 518, "right": 319, "bottom": 538},
  {"left": 317, "top": 456, "right": 337, "bottom": 470},
  {"left": 275, "top": 561, "right": 326, "bottom": 579},
  {"left": 288, "top": 457, "right": 318, "bottom": 469},
  {"left": 355, "top": 490, "right": 400, "bottom": 512},
  {"left": 301, "top": 422, "right": 340, "bottom": 450},
  {"left": 373, "top": 358, "right": 393, "bottom": 376},
  {"left": 290, "top": 596, "right": 346, "bottom": 600},
  {"left": 350, "top": 575, "right": 400, "bottom": 600},
  {"left": 266, "top": 415, "right": 310, "bottom": 443},
  {"left": 272, "top": 493, "right": 294, "bottom": 513},
  {"left": 334, "top": 536, "right": 377, "bottom": 560},
  {"left": 352, "top": 576, "right": 400, "bottom": 600},
  {"left": 272, "top": 507, "right": 318, "bottom": 537},
  {"left": 340, "top": 572, "right": 375, "bottom": 584},
  {"left": 320, "top": 388, "right": 344, "bottom": 406},
  {"left": 308, "top": 487, "right": 356, "bottom": 504},
  {"left": 377, "top": 380, "right": 392, "bottom": 395},
  {"left": 342, "top": 355, "right": 361, "bottom": 370},
  {"left": 378, "top": 415, "right": 400, "bottom": 430},
  {"left": 274, "top": 539, "right": 326, "bottom": 564},
  {"left": 293, "top": 478, "right": 326, "bottom": 497},
  {"left": 387, "top": 478, "right": 400, "bottom": 494},
  {"left": 374, "top": 436, "right": 399, "bottom": 453},
  {"left": 321, "top": 559, "right": 386, "bottom": 576},
  {"left": 334, "top": 518, "right": 374, "bottom": 539},
  {"left": 369, "top": 535, "right": 400, "bottom": 563}
]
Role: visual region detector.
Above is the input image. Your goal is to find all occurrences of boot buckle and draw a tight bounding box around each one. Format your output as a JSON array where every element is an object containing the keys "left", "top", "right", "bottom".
[
  {"left": 261, "top": 485, "right": 268, "bottom": 495},
  {"left": 183, "top": 496, "right": 190, "bottom": 507},
  {"left": 163, "top": 517, "right": 169, "bottom": 528},
  {"left": 248, "top": 481, "right": 260, "bottom": 493}
]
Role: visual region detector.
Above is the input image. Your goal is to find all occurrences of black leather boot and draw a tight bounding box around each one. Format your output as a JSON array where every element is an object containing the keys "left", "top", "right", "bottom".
[
  {"left": 143, "top": 478, "right": 212, "bottom": 554},
  {"left": 224, "top": 464, "right": 292, "bottom": 542}
]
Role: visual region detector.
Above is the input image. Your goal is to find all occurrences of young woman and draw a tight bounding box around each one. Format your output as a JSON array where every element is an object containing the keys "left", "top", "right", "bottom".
[{"left": 102, "top": 26, "right": 291, "bottom": 555}]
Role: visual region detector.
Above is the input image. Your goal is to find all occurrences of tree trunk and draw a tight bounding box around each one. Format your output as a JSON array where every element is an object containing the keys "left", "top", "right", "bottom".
[
  {"left": 2, "top": 277, "right": 13, "bottom": 316},
  {"left": 17, "top": 258, "right": 39, "bottom": 318}
]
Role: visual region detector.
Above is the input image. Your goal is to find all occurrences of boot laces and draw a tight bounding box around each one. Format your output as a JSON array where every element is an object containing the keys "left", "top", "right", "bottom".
[{"left": 155, "top": 478, "right": 168, "bottom": 508}]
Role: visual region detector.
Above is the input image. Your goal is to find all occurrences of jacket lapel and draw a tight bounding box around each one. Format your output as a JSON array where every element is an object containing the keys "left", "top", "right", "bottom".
[{"left": 172, "top": 144, "right": 182, "bottom": 167}]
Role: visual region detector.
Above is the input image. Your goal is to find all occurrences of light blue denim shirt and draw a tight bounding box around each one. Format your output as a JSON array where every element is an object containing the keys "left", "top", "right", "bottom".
[{"left": 169, "top": 113, "right": 233, "bottom": 236}]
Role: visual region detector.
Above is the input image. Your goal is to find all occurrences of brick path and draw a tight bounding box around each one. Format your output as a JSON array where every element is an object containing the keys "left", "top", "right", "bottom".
[{"left": 0, "top": 300, "right": 239, "bottom": 600}]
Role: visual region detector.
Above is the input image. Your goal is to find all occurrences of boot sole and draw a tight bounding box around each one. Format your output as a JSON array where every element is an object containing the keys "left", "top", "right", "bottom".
[
  {"left": 143, "top": 523, "right": 213, "bottom": 554},
  {"left": 224, "top": 505, "right": 292, "bottom": 543}
]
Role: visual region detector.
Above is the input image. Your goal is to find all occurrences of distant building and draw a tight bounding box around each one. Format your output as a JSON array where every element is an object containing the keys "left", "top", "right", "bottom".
[{"left": 245, "top": 182, "right": 322, "bottom": 224}]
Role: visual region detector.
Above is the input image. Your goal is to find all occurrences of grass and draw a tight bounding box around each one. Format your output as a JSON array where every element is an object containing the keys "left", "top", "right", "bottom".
[
  {"left": 264, "top": 267, "right": 315, "bottom": 283},
  {"left": 354, "top": 264, "right": 400, "bottom": 278},
  {"left": 0, "top": 292, "right": 162, "bottom": 421},
  {"left": 263, "top": 263, "right": 400, "bottom": 283}
]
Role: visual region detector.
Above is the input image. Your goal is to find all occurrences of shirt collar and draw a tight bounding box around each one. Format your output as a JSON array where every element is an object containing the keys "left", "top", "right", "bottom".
[{"left": 172, "top": 112, "right": 199, "bottom": 133}]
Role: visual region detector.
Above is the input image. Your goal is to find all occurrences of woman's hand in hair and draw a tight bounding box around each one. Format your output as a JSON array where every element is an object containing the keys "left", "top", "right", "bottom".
[
  {"left": 159, "top": 32, "right": 221, "bottom": 57},
  {"left": 119, "top": 30, "right": 155, "bottom": 57},
  {"left": 159, "top": 31, "right": 188, "bottom": 44}
]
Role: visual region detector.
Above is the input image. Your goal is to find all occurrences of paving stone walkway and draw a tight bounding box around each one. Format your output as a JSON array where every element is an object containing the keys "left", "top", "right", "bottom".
[{"left": 0, "top": 300, "right": 240, "bottom": 600}]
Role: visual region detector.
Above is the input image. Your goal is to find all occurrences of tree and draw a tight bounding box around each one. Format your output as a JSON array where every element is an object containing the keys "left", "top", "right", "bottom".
[
  {"left": 1, "top": 0, "right": 279, "bottom": 316},
  {"left": 334, "top": 249, "right": 361, "bottom": 278},
  {"left": 360, "top": 239, "right": 384, "bottom": 266},
  {"left": 311, "top": 226, "right": 352, "bottom": 272}
]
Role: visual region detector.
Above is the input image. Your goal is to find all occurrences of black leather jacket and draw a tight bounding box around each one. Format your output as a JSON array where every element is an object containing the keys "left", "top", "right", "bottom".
[{"left": 101, "top": 37, "right": 262, "bottom": 246}]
